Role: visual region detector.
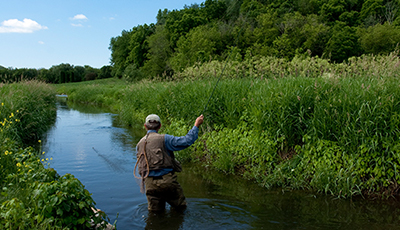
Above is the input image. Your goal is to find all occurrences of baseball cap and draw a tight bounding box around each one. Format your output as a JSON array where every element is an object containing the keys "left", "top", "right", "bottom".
[{"left": 145, "top": 114, "right": 161, "bottom": 124}]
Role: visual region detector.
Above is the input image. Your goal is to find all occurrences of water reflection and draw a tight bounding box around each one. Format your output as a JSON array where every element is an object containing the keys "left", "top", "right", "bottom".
[{"left": 41, "top": 100, "right": 400, "bottom": 230}]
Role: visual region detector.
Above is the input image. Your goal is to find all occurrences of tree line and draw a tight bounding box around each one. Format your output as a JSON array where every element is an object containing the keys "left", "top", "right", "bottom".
[
  {"left": 109, "top": 0, "right": 400, "bottom": 81},
  {"left": 0, "top": 64, "right": 112, "bottom": 84}
]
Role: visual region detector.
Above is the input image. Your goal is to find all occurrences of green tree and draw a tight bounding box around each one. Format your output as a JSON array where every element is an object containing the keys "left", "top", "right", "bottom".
[
  {"left": 49, "top": 64, "right": 74, "bottom": 84},
  {"left": 338, "top": 10, "right": 360, "bottom": 26},
  {"left": 98, "top": 65, "right": 113, "bottom": 79},
  {"left": 320, "top": 0, "right": 349, "bottom": 23},
  {"left": 123, "top": 63, "right": 144, "bottom": 82},
  {"left": 156, "top": 9, "right": 170, "bottom": 25},
  {"left": 360, "top": 0, "right": 384, "bottom": 26},
  {"left": 324, "top": 22, "right": 361, "bottom": 62},
  {"left": 109, "top": 30, "right": 133, "bottom": 78},
  {"left": 302, "top": 14, "right": 331, "bottom": 57},
  {"left": 143, "top": 25, "right": 173, "bottom": 77},
  {"left": 359, "top": 22, "right": 400, "bottom": 54},
  {"left": 170, "top": 24, "right": 219, "bottom": 72},
  {"left": 74, "top": 66, "right": 86, "bottom": 82},
  {"left": 37, "top": 68, "right": 50, "bottom": 82},
  {"left": 127, "top": 24, "right": 155, "bottom": 69},
  {"left": 165, "top": 8, "right": 207, "bottom": 49},
  {"left": 84, "top": 65, "right": 99, "bottom": 81},
  {"left": 201, "top": 0, "right": 228, "bottom": 21},
  {"left": 251, "top": 11, "right": 280, "bottom": 56}
]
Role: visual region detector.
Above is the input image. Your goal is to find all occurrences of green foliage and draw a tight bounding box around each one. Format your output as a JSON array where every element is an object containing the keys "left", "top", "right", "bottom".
[
  {"left": 123, "top": 63, "right": 145, "bottom": 82},
  {"left": 127, "top": 24, "right": 155, "bottom": 68},
  {"left": 358, "top": 22, "right": 400, "bottom": 55},
  {"left": 107, "top": 0, "right": 400, "bottom": 79},
  {"left": 142, "top": 25, "right": 173, "bottom": 77},
  {"left": 56, "top": 53, "right": 400, "bottom": 198},
  {"left": 170, "top": 23, "right": 231, "bottom": 72},
  {"left": 325, "top": 22, "right": 361, "bottom": 62},
  {"left": 0, "top": 81, "right": 109, "bottom": 229},
  {"left": 98, "top": 65, "right": 113, "bottom": 79},
  {"left": 109, "top": 29, "right": 134, "bottom": 78},
  {"left": 0, "top": 81, "right": 56, "bottom": 145}
]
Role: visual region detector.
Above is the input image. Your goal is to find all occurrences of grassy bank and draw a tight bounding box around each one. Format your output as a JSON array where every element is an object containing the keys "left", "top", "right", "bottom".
[
  {"left": 56, "top": 54, "right": 400, "bottom": 198},
  {"left": 0, "top": 81, "right": 109, "bottom": 229}
]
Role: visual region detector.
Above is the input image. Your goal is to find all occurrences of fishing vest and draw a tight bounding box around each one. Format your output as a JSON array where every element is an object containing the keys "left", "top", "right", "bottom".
[{"left": 136, "top": 132, "right": 174, "bottom": 176}]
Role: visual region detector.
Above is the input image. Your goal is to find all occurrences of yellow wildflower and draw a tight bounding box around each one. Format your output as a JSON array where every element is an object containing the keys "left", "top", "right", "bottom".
[
  {"left": 38, "top": 140, "right": 41, "bottom": 143},
  {"left": 1, "top": 103, "right": 3, "bottom": 106},
  {"left": 50, "top": 158, "right": 53, "bottom": 160},
  {"left": 41, "top": 159, "right": 44, "bottom": 162},
  {"left": 46, "top": 158, "right": 48, "bottom": 161},
  {"left": 16, "top": 163, "right": 22, "bottom": 167},
  {"left": 4, "top": 151, "right": 8, "bottom": 155}
]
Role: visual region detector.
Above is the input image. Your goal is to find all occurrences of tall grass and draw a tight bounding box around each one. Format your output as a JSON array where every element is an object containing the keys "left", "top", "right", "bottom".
[
  {"left": 55, "top": 53, "right": 400, "bottom": 198},
  {"left": 0, "top": 81, "right": 109, "bottom": 229}
]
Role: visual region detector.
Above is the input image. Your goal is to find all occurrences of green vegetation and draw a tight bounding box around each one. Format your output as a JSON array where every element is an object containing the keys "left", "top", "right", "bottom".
[
  {"left": 0, "top": 81, "right": 109, "bottom": 229},
  {"left": 56, "top": 52, "right": 400, "bottom": 198},
  {"left": 5, "top": 0, "right": 400, "bottom": 85},
  {"left": 0, "top": 64, "right": 112, "bottom": 84},
  {"left": 109, "top": 0, "right": 400, "bottom": 81}
]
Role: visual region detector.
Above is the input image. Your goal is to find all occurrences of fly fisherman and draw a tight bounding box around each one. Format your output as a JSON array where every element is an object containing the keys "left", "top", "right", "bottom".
[{"left": 135, "top": 114, "right": 204, "bottom": 211}]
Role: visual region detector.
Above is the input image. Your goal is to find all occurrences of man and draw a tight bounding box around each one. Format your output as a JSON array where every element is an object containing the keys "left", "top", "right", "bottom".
[{"left": 136, "top": 114, "right": 204, "bottom": 211}]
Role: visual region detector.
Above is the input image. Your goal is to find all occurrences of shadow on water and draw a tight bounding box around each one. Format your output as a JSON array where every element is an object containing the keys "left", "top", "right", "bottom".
[{"left": 42, "top": 99, "right": 400, "bottom": 230}]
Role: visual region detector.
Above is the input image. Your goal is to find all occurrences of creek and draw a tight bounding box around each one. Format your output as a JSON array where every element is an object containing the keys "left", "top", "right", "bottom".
[{"left": 41, "top": 100, "right": 400, "bottom": 229}]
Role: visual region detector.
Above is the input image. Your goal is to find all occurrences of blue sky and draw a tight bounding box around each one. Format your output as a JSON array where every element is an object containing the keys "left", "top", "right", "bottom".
[{"left": 0, "top": 0, "right": 198, "bottom": 69}]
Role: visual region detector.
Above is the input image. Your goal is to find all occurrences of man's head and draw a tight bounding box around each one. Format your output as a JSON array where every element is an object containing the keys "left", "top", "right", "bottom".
[{"left": 145, "top": 114, "right": 161, "bottom": 130}]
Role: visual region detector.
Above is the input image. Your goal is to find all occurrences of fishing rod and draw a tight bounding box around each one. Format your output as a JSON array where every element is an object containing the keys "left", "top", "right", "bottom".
[{"left": 201, "top": 4, "right": 254, "bottom": 116}]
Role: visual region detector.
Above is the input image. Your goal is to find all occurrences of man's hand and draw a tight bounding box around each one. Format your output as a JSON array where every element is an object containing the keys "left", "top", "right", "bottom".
[{"left": 195, "top": 114, "right": 204, "bottom": 127}]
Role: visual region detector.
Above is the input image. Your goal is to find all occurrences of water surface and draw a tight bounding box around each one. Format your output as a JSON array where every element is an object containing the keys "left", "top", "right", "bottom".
[{"left": 42, "top": 101, "right": 400, "bottom": 229}]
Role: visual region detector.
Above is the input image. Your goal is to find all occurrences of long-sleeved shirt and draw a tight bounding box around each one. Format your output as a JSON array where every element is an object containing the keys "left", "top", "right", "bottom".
[{"left": 136, "top": 126, "right": 199, "bottom": 177}]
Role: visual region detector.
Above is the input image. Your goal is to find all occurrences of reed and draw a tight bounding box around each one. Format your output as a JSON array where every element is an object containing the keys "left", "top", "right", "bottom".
[{"left": 54, "top": 52, "right": 400, "bottom": 197}]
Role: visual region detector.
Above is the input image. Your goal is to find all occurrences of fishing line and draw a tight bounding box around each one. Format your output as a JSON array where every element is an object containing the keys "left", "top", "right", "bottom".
[
  {"left": 201, "top": 4, "right": 254, "bottom": 116},
  {"left": 92, "top": 147, "right": 126, "bottom": 172}
]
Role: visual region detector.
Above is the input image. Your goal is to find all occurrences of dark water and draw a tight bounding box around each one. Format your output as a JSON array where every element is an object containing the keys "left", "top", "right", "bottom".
[{"left": 42, "top": 100, "right": 400, "bottom": 230}]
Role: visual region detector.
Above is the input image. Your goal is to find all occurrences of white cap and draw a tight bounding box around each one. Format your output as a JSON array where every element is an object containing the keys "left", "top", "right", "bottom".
[{"left": 145, "top": 114, "right": 161, "bottom": 125}]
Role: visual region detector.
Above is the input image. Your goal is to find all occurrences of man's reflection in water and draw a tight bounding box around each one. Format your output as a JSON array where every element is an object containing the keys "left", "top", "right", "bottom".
[{"left": 145, "top": 208, "right": 185, "bottom": 230}]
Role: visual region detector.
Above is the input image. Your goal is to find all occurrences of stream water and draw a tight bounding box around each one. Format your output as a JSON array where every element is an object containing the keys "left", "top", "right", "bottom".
[{"left": 41, "top": 100, "right": 400, "bottom": 230}]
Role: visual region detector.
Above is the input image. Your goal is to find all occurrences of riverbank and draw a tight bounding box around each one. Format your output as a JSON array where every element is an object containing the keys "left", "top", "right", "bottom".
[
  {"left": 55, "top": 54, "right": 400, "bottom": 199},
  {"left": 0, "top": 81, "right": 110, "bottom": 229}
]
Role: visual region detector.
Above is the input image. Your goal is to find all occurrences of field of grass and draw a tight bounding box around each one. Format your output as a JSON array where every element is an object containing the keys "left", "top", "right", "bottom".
[
  {"left": 0, "top": 81, "right": 109, "bottom": 229},
  {"left": 55, "top": 53, "right": 400, "bottom": 198}
]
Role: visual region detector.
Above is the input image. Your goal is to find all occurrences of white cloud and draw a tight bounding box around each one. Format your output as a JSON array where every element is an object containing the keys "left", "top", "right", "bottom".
[
  {"left": 109, "top": 17, "right": 115, "bottom": 20},
  {"left": 38, "top": 41, "right": 44, "bottom": 45},
  {"left": 72, "top": 14, "right": 88, "bottom": 20},
  {"left": 0, "top": 18, "right": 48, "bottom": 33},
  {"left": 71, "top": 23, "right": 83, "bottom": 27}
]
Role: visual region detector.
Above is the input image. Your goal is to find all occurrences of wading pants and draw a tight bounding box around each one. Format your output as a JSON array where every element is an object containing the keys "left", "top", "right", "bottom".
[{"left": 144, "top": 172, "right": 187, "bottom": 211}]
